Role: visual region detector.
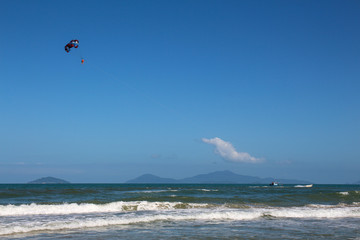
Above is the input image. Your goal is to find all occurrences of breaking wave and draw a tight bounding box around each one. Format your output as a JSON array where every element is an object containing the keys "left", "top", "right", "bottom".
[
  {"left": 0, "top": 201, "right": 359, "bottom": 236},
  {"left": 0, "top": 201, "right": 209, "bottom": 216}
]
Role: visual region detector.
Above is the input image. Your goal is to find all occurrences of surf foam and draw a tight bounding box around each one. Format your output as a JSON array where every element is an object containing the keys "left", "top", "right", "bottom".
[
  {"left": 0, "top": 204, "right": 359, "bottom": 236},
  {"left": 0, "top": 201, "right": 209, "bottom": 216}
]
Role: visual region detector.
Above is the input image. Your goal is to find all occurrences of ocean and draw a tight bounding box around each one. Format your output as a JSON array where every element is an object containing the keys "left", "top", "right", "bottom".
[{"left": 0, "top": 184, "right": 359, "bottom": 239}]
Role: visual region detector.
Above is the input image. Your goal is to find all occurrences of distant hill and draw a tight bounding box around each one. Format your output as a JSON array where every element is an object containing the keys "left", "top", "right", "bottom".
[
  {"left": 127, "top": 174, "right": 178, "bottom": 184},
  {"left": 181, "top": 170, "right": 260, "bottom": 184},
  {"left": 355, "top": 180, "right": 360, "bottom": 184},
  {"left": 126, "top": 171, "right": 311, "bottom": 184},
  {"left": 28, "top": 177, "right": 70, "bottom": 184}
]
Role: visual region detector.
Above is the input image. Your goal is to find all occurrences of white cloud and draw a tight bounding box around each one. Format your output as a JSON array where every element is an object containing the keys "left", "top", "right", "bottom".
[{"left": 202, "top": 137, "right": 263, "bottom": 163}]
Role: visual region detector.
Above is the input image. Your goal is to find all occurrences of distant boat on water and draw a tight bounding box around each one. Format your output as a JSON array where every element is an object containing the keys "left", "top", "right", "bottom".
[
  {"left": 269, "top": 182, "right": 279, "bottom": 186},
  {"left": 295, "top": 184, "right": 313, "bottom": 188}
]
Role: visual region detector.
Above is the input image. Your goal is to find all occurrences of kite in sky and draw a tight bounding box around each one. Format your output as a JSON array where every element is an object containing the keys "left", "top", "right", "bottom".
[
  {"left": 64, "top": 39, "right": 79, "bottom": 53},
  {"left": 64, "top": 39, "right": 84, "bottom": 64}
]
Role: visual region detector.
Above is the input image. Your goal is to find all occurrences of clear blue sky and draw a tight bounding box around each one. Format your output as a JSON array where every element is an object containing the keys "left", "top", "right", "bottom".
[{"left": 1, "top": 0, "right": 359, "bottom": 183}]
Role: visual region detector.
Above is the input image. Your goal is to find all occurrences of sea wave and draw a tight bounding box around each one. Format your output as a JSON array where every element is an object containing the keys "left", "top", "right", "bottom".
[
  {"left": 337, "top": 191, "right": 360, "bottom": 196},
  {"left": 267, "top": 205, "right": 360, "bottom": 219},
  {"left": 1, "top": 201, "right": 359, "bottom": 218},
  {"left": 0, "top": 204, "right": 360, "bottom": 236},
  {"left": 0, "top": 201, "right": 209, "bottom": 216},
  {"left": 126, "top": 189, "right": 180, "bottom": 194},
  {"left": 339, "top": 192, "right": 350, "bottom": 195},
  {"left": 0, "top": 209, "right": 259, "bottom": 236}
]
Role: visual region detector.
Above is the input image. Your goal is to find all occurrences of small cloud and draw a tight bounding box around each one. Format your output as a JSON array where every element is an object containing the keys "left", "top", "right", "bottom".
[{"left": 202, "top": 137, "right": 263, "bottom": 163}]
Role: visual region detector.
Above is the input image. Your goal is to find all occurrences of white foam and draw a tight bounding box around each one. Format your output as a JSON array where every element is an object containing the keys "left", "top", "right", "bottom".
[
  {"left": 0, "top": 204, "right": 359, "bottom": 236},
  {"left": 268, "top": 205, "right": 360, "bottom": 219},
  {"left": 0, "top": 209, "right": 261, "bottom": 236},
  {"left": 339, "top": 192, "right": 349, "bottom": 195},
  {"left": 337, "top": 191, "right": 360, "bottom": 196},
  {"left": 1, "top": 202, "right": 359, "bottom": 218},
  {"left": 197, "top": 189, "right": 219, "bottom": 192},
  {"left": 134, "top": 189, "right": 179, "bottom": 193},
  {"left": 0, "top": 201, "right": 208, "bottom": 217}
]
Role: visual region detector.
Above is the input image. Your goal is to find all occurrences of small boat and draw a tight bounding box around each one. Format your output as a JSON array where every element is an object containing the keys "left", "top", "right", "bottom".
[
  {"left": 269, "top": 182, "right": 279, "bottom": 186},
  {"left": 295, "top": 184, "right": 313, "bottom": 188}
]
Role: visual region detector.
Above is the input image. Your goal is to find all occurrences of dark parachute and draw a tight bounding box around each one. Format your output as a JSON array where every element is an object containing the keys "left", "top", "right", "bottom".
[
  {"left": 65, "top": 39, "right": 84, "bottom": 64},
  {"left": 64, "top": 39, "right": 79, "bottom": 53}
]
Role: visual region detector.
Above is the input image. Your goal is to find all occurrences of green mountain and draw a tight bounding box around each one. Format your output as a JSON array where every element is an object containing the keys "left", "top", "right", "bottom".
[
  {"left": 126, "top": 174, "right": 178, "bottom": 183},
  {"left": 181, "top": 170, "right": 260, "bottom": 183},
  {"left": 28, "top": 177, "right": 70, "bottom": 184},
  {"left": 126, "top": 171, "right": 312, "bottom": 184}
]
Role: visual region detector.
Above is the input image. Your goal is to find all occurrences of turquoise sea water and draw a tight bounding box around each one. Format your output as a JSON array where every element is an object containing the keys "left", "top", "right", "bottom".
[{"left": 0, "top": 184, "right": 359, "bottom": 239}]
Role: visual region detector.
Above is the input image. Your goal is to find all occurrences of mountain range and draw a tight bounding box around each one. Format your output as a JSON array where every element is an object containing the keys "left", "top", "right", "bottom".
[
  {"left": 25, "top": 174, "right": 360, "bottom": 184},
  {"left": 28, "top": 177, "right": 70, "bottom": 184},
  {"left": 126, "top": 170, "right": 312, "bottom": 184}
]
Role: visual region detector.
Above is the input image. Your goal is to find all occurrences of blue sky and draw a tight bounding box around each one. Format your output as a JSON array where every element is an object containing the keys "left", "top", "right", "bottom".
[{"left": 1, "top": 0, "right": 359, "bottom": 183}]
